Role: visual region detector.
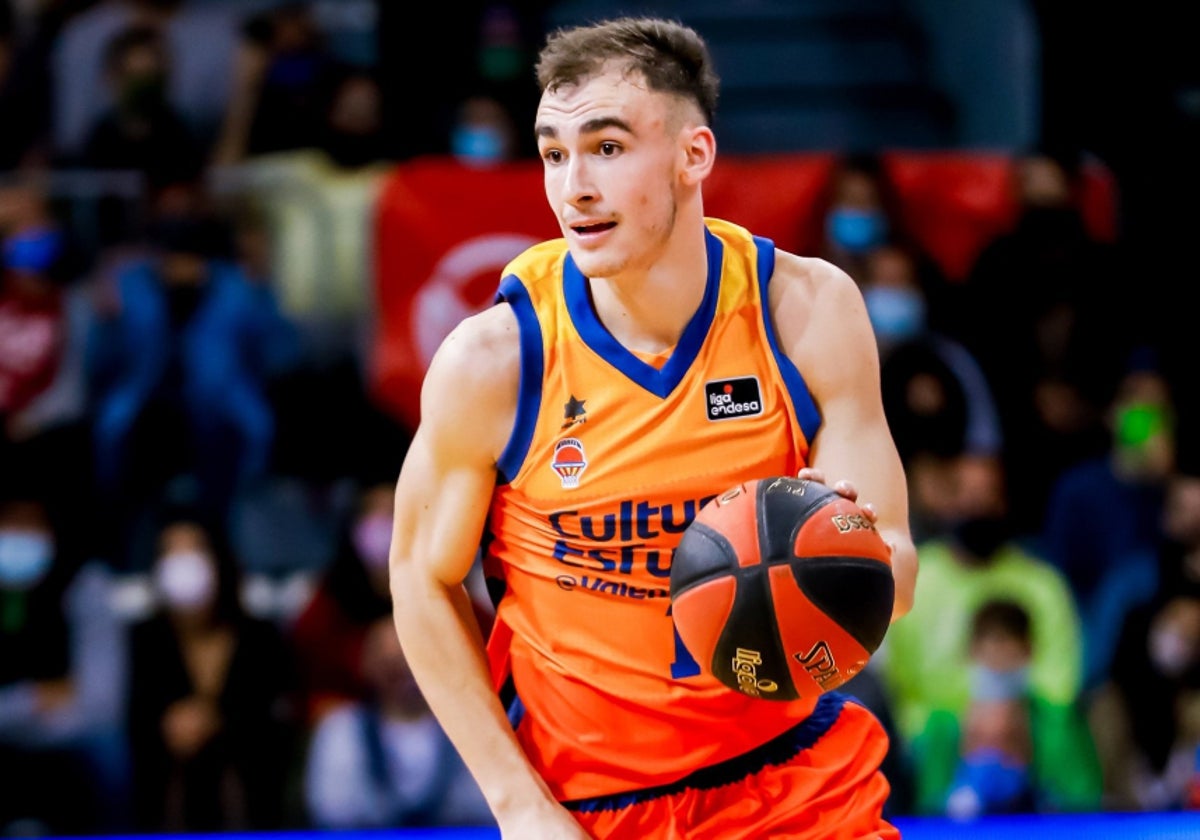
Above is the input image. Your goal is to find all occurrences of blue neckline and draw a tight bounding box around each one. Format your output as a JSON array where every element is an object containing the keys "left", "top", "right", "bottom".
[{"left": 563, "top": 228, "right": 724, "bottom": 399}]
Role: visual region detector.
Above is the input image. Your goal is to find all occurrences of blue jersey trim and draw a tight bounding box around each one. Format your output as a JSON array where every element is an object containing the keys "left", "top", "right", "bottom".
[
  {"left": 563, "top": 229, "right": 724, "bottom": 399},
  {"left": 495, "top": 274, "right": 543, "bottom": 484},
  {"left": 563, "top": 692, "right": 849, "bottom": 813},
  {"left": 754, "top": 236, "right": 822, "bottom": 445}
]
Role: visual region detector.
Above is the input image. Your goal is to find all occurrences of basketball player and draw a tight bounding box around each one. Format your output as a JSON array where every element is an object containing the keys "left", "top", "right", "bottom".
[{"left": 389, "top": 17, "right": 918, "bottom": 839}]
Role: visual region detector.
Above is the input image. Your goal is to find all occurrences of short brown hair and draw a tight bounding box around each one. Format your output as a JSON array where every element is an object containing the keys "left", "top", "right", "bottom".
[{"left": 535, "top": 17, "right": 719, "bottom": 124}]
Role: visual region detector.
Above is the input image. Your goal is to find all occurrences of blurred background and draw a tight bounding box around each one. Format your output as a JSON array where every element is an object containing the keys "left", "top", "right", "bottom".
[{"left": 2, "top": 0, "right": 1200, "bottom": 835}]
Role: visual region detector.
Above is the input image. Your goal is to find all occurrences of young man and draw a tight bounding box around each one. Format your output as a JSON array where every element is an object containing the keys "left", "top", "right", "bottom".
[{"left": 389, "top": 17, "right": 917, "bottom": 839}]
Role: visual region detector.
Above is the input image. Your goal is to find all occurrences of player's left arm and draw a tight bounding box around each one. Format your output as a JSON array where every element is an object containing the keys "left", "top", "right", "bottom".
[{"left": 769, "top": 251, "right": 917, "bottom": 620}]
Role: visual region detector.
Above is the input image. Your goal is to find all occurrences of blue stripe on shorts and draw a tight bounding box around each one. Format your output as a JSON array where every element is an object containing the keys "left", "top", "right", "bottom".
[{"left": 563, "top": 692, "right": 850, "bottom": 813}]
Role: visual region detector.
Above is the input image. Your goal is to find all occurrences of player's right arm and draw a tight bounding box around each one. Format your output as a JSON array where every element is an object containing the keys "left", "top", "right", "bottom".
[{"left": 388, "top": 304, "right": 589, "bottom": 839}]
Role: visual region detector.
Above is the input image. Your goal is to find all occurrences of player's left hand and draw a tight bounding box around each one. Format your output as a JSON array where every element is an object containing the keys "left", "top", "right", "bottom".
[{"left": 796, "top": 467, "right": 878, "bottom": 524}]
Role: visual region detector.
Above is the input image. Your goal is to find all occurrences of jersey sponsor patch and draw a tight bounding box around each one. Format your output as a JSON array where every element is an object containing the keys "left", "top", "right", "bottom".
[
  {"left": 705, "top": 377, "right": 763, "bottom": 421},
  {"left": 551, "top": 437, "right": 588, "bottom": 489}
]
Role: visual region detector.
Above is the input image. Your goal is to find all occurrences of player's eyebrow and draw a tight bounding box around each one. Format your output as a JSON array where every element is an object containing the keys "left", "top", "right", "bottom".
[{"left": 535, "top": 116, "right": 635, "bottom": 139}]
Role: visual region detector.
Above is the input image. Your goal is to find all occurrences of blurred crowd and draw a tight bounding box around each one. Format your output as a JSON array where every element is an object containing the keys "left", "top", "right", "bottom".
[{"left": 3, "top": 0, "right": 1200, "bottom": 834}]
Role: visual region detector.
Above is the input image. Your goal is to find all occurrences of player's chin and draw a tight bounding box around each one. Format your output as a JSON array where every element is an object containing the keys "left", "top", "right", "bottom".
[{"left": 569, "top": 250, "right": 623, "bottom": 279}]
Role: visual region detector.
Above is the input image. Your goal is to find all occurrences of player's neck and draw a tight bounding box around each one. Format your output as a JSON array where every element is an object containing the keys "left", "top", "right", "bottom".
[{"left": 588, "top": 219, "right": 709, "bottom": 354}]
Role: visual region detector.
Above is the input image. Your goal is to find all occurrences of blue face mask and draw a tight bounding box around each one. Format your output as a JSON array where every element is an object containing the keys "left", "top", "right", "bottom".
[
  {"left": 451, "top": 126, "right": 506, "bottom": 166},
  {"left": 827, "top": 208, "right": 887, "bottom": 254},
  {"left": 863, "top": 286, "right": 926, "bottom": 343},
  {"left": 0, "top": 531, "right": 54, "bottom": 589},
  {"left": 3, "top": 226, "right": 64, "bottom": 274},
  {"left": 970, "top": 664, "right": 1030, "bottom": 701}
]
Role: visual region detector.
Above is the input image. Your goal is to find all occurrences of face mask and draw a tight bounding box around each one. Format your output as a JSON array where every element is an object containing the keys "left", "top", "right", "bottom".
[
  {"left": 1149, "top": 627, "right": 1195, "bottom": 677},
  {"left": 155, "top": 550, "right": 217, "bottom": 610},
  {"left": 953, "top": 516, "right": 1011, "bottom": 560},
  {"left": 119, "top": 73, "right": 167, "bottom": 116},
  {"left": 451, "top": 126, "right": 506, "bottom": 166},
  {"left": 827, "top": 208, "right": 887, "bottom": 255},
  {"left": 353, "top": 513, "right": 393, "bottom": 571},
  {"left": 864, "top": 287, "right": 926, "bottom": 344},
  {"left": 0, "top": 530, "right": 54, "bottom": 589},
  {"left": 1115, "top": 402, "right": 1170, "bottom": 448},
  {"left": 970, "top": 664, "right": 1030, "bottom": 701},
  {"left": 3, "top": 227, "right": 64, "bottom": 274}
]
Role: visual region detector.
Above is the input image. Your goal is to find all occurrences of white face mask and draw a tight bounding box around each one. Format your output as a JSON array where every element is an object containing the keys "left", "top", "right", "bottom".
[
  {"left": 0, "top": 529, "right": 54, "bottom": 589},
  {"left": 154, "top": 550, "right": 217, "bottom": 610},
  {"left": 1150, "top": 628, "right": 1195, "bottom": 677},
  {"left": 352, "top": 512, "right": 393, "bottom": 571}
]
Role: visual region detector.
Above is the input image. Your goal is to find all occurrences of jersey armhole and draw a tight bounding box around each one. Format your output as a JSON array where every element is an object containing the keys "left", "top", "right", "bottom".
[
  {"left": 753, "top": 236, "right": 822, "bottom": 444},
  {"left": 495, "top": 274, "right": 543, "bottom": 484}
]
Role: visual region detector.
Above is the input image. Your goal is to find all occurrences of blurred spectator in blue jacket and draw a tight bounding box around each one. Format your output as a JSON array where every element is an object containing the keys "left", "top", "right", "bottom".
[
  {"left": 1042, "top": 350, "right": 1176, "bottom": 692},
  {"left": 87, "top": 178, "right": 300, "bottom": 558}
]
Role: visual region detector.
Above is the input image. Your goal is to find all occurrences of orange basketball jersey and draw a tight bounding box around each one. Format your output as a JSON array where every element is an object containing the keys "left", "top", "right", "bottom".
[{"left": 485, "top": 217, "right": 825, "bottom": 801}]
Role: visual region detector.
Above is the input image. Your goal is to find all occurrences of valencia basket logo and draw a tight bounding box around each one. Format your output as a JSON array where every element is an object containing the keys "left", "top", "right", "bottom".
[{"left": 551, "top": 438, "right": 588, "bottom": 489}]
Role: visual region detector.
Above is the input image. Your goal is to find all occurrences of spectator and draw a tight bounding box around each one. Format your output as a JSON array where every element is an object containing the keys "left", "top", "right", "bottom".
[
  {"left": 911, "top": 599, "right": 1102, "bottom": 818},
  {"left": 880, "top": 453, "right": 1085, "bottom": 743},
  {"left": 0, "top": 193, "right": 71, "bottom": 436},
  {"left": 78, "top": 22, "right": 205, "bottom": 188},
  {"left": 1042, "top": 351, "right": 1176, "bottom": 691},
  {"left": 86, "top": 178, "right": 300, "bottom": 549},
  {"left": 212, "top": 1, "right": 343, "bottom": 166},
  {"left": 211, "top": 65, "right": 393, "bottom": 345},
  {"left": 126, "top": 503, "right": 299, "bottom": 831},
  {"left": 959, "top": 149, "right": 1128, "bottom": 535},
  {"left": 816, "top": 153, "right": 899, "bottom": 281},
  {"left": 0, "top": 479, "right": 111, "bottom": 834},
  {"left": 289, "top": 479, "right": 394, "bottom": 727},
  {"left": 302, "top": 615, "right": 494, "bottom": 829},
  {"left": 1094, "top": 431, "right": 1200, "bottom": 811},
  {"left": 864, "top": 243, "right": 1003, "bottom": 465},
  {"left": 449, "top": 93, "right": 518, "bottom": 168},
  {"left": 51, "top": 0, "right": 243, "bottom": 159}
]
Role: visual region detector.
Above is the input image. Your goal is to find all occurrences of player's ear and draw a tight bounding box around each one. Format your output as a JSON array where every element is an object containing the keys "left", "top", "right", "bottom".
[{"left": 679, "top": 124, "right": 716, "bottom": 186}]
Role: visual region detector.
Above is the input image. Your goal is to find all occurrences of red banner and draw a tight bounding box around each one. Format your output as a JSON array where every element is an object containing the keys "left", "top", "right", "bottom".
[
  {"left": 369, "top": 153, "right": 837, "bottom": 432},
  {"left": 370, "top": 156, "right": 558, "bottom": 431},
  {"left": 369, "top": 152, "right": 1116, "bottom": 432}
]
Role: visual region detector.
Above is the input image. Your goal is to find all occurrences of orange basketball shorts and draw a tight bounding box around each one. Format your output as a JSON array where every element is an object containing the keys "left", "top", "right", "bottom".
[{"left": 563, "top": 693, "right": 900, "bottom": 840}]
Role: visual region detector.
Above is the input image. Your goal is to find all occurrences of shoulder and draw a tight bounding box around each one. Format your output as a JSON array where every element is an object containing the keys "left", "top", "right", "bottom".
[
  {"left": 419, "top": 302, "right": 521, "bottom": 464},
  {"left": 766, "top": 251, "right": 875, "bottom": 388},
  {"left": 425, "top": 303, "right": 520, "bottom": 399},
  {"left": 768, "top": 252, "right": 866, "bottom": 327}
]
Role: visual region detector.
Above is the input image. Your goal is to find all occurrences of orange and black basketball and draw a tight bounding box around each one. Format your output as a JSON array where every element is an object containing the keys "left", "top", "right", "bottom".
[{"left": 669, "top": 477, "right": 894, "bottom": 701}]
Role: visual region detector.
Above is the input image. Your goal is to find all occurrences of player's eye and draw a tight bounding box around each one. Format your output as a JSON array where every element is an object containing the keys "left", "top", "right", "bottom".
[
  {"left": 543, "top": 148, "right": 564, "bottom": 164},
  {"left": 598, "top": 142, "right": 620, "bottom": 157}
]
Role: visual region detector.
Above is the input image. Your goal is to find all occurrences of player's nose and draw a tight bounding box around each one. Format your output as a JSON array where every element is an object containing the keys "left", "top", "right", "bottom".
[{"left": 563, "top": 156, "right": 598, "bottom": 206}]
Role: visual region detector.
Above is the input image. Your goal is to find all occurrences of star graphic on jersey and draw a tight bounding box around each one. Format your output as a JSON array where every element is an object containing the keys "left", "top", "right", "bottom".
[{"left": 562, "top": 395, "right": 588, "bottom": 429}]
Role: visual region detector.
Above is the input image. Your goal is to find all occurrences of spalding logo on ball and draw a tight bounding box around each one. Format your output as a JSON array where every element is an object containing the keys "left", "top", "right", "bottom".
[{"left": 669, "top": 476, "right": 894, "bottom": 700}]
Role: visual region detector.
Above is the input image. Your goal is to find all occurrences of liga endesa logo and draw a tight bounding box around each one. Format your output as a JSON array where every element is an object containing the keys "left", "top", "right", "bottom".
[{"left": 705, "top": 377, "right": 763, "bottom": 421}]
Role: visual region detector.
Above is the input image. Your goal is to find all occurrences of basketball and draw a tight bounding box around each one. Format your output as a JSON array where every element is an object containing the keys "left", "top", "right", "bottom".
[{"left": 669, "top": 477, "right": 895, "bottom": 701}]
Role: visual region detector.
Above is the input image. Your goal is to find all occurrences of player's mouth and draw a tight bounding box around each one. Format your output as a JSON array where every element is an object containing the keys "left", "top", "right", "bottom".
[{"left": 570, "top": 220, "right": 617, "bottom": 238}]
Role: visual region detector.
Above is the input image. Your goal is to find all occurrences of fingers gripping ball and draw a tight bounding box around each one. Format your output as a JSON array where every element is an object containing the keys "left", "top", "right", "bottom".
[{"left": 669, "top": 477, "right": 894, "bottom": 701}]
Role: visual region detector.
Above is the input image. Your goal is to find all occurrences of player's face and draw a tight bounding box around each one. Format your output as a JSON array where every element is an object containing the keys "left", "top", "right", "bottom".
[{"left": 535, "top": 67, "right": 687, "bottom": 280}]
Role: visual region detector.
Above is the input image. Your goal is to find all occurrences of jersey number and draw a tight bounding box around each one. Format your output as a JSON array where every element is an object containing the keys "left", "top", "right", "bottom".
[{"left": 667, "top": 604, "right": 701, "bottom": 679}]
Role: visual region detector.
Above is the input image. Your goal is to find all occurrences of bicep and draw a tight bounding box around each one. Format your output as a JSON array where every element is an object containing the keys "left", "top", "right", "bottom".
[
  {"left": 389, "top": 308, "right": 518, "bottom": 589},
  {"left": 791, "top": 266, "right": 909, "bottom": 536},
  {"left": 390, "top": 423, "right": 497, "bottom": 589}
]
